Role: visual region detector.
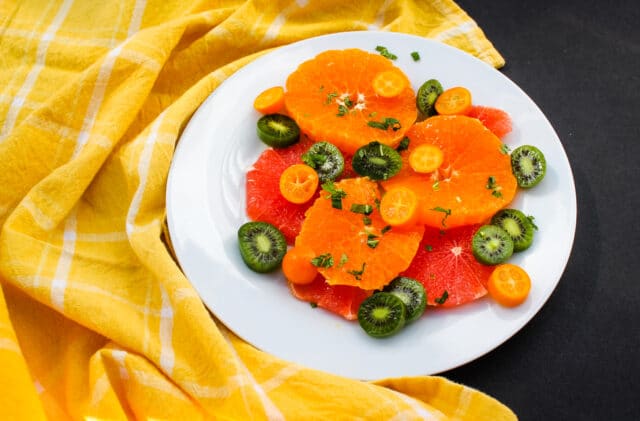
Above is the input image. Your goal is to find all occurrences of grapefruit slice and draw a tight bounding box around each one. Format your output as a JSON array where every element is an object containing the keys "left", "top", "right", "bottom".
[
  {"left": 382, "top": 115, "right": 517, "bottom": 229},
  {"left": 246, "top": 137, "right": 316, "bottom": 243},
  {"left": 467, "top": 105, "right": 512, "bottom": 139},
  {"left": 288, "top": 276, "right": 372, "bottom": 320},
  {"left": 295, "top": 177, "right": 423, "bottom": 291},
  {"left": 401, "top": 225, "right": 493, "bottom": 307},
  {"left": 284, "top": 49, "right": 417, "bottom": 155}
]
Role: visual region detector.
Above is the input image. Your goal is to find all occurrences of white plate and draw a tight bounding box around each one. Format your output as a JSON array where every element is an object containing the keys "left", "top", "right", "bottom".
[{"left": 166, "top": 31, "right": 577, "bottom": 380}]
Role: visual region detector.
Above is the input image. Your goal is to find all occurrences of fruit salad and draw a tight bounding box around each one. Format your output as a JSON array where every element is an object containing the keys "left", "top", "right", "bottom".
[{"left": 238, "top": 47, "right": 546, "bottom": 338}]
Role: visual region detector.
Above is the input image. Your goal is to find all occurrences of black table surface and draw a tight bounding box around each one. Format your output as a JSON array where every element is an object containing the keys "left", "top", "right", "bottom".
[{"left": 447, "top": 1, "right": 639, "bottom": 419}]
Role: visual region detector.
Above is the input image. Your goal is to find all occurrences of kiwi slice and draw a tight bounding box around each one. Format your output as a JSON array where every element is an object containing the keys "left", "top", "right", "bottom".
[
  {"left": 301, "top": 141, "right": 345, "bottom": 182},
  {"left": 472, "top": 225, "right": 514, "bottom": 265},
  {"left": 416, "top": 79, "right": 444, "bottom": 118},
  {"left": 256, "top": 114, "right": 300, "bottom": 148},
  {"left": 352, "top": 141, "right": 402, "bottom": 180},
  {"left": 511, "top": 145, "right": 546, "bottom": 188},
  {"left": 383, "top": 277, "right": 426, "bottom": 323},
  {"left": 491, "top": 209, "right": 536, "bottom": 252},
  {"left": 237, "top": 221, "right": 287, "bottom": 273},
  {"left": 358, "top": 292, "right": 407, "bottom": 338}
]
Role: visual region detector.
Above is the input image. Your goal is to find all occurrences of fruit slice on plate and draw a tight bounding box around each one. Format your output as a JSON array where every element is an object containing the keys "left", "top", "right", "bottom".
[
  {"left": 295, "top": 177, "right": 423, "bottom": 291},
  {"left": 401, "top": 224, "right": 493, "bottom": 307},
  {"left": 466, "top": 105, "right": 512, "bottom": 139},
  {"left": 246, "top": 137, "right": 316, "bottom": 243},
  {"left": 383, "top": 115, "right": 518, "bottom": 229},
  {"left": 288, "top": 275, "right": 372, "bottom": 320},
  {"left": 284, "top": 48, "right": 417, "bottom": 155}
]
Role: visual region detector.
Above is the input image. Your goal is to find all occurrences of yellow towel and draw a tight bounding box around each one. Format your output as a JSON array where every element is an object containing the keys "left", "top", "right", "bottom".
[{"left": 0, "top": 0, "right": 514, "bottom": 419}]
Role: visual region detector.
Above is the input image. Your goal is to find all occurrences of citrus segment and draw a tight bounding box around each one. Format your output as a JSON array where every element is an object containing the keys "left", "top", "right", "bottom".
[
  {"left": 401, "top": 225, "right": 493, "bottom": 307},
  {"left": 284, "top": 49, "right": 417, "bottom": 155},
  {"left": 382, "top": 115, "right": 517, "bottom": 228},
  {"left": 246, "top": 137, "right": 316, "bottom": 243},
  {"left": 295, "top": 177, "right": 423, "bottom": 290},
  {"left": 467, "top": 105, "right": 512, "bottom": 139},
  {"left": 288, "top": 276, "right": 372, "bottom": 320}
]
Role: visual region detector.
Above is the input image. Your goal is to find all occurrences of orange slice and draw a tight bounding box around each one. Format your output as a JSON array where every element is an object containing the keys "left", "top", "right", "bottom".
[
  {"left": 383, "top": 115, "right": 517, "bottom": 228},
  {"left": 295, "top": 177, "right": 423, "bottom": 290},
  {"left": 284, "top": 49, "right": 417, "bottom": 155}
]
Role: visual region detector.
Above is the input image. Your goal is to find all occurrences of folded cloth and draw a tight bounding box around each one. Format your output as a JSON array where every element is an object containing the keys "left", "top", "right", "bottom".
[{"left": 0, "top": 0, "right": 513, "bottom": 419}]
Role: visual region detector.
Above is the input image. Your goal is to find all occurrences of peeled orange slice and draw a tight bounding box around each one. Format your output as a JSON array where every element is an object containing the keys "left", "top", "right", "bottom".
[
  {"left": 284, "top": 49, "right": 417, "bottom": 155},
  {"left": 383, "top": 115, "right": 517, "bottom": 229}
]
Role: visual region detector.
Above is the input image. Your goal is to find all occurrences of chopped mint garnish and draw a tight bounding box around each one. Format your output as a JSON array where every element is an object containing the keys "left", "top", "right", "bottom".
[
  {"left": 321, "top": 181, "right": 347, "bottom": 209},
  {"left": 366, "top": 233, "right": 379, "bottom": 249},
  {"left": 430, "top": 206, "right": 452, "bottom": 227},
  {"left": 348, "top": 263, "right": 366, "bottom": 280},
  {"left": 435, "top": 290, "right": 449, "bottom": 305},
  {"left": 325, "top": 92, "right": 338, "bottom": 104},
  {"left": 368, "top": 117, "right": 401, "bottom": 131},
  {"left": 311, "top": 253, "right": 334, "bottom": 268},
  {"left": 350, "top": 203, "right": 373, "bottom": 215},
  {"left": 375, "top": 45, "right": 398, "bottom": 60},
  {"left": 396, "top": 136, "right": 410, "bottom": 152}
]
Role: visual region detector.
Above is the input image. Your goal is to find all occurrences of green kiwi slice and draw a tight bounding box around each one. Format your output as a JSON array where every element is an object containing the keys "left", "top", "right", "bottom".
[
  {"left": 358, "top": 292, "right": 406, "bottom": 338},
  {"left": 383, "top": 277, "right": 426, "bottom": 323},
  {"left": 256, "top": 114, "right": 300, "bottom": 148},
  {"left": 237, "top": 221, "right": 287, "bottom": 273},
  {"left": 352, "top": 141, "right": 402, "bottom": 180},
  {"left": 511, "top": 145, "right": 546, "bottom": 188},
  {"left": 301, "top": 141, "right": 345, "bottom": 182},
  {"left": 416, "top": 79, "right": 444, "bottom": 118},
  {"left": 491, "top": 209, "right": 537, "bottom": 252},
  {"left": 472, "top": 225, "right": 514, "bottom": 265}
]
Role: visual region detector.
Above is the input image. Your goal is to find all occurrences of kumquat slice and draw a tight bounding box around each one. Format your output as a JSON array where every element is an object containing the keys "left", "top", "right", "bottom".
[
  {"left": 379, "top": 186, "right": 419, "bottom": 227},
  {"left": 279, "top": 164, "right": 319, "bottom": 204},
  {"left": 254, "top": 86, "right": 286, "bottom": 114},
  {"left": 487, "top": 263, "right": 531, "bottom": 307},
  {"left": 408, "top": 144, "right": 444, "bottom": 173},
  {"left": 435, "top": 86, "right": 473, "bottom": 115},
  {"left": 372, "top": 69, "right": 409, "bottom": 98}
]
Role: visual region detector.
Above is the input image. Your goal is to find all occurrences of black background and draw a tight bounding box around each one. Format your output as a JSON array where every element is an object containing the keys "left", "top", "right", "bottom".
[{"left": 447, "top": 1, "right": 640, "bottom": 419}]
